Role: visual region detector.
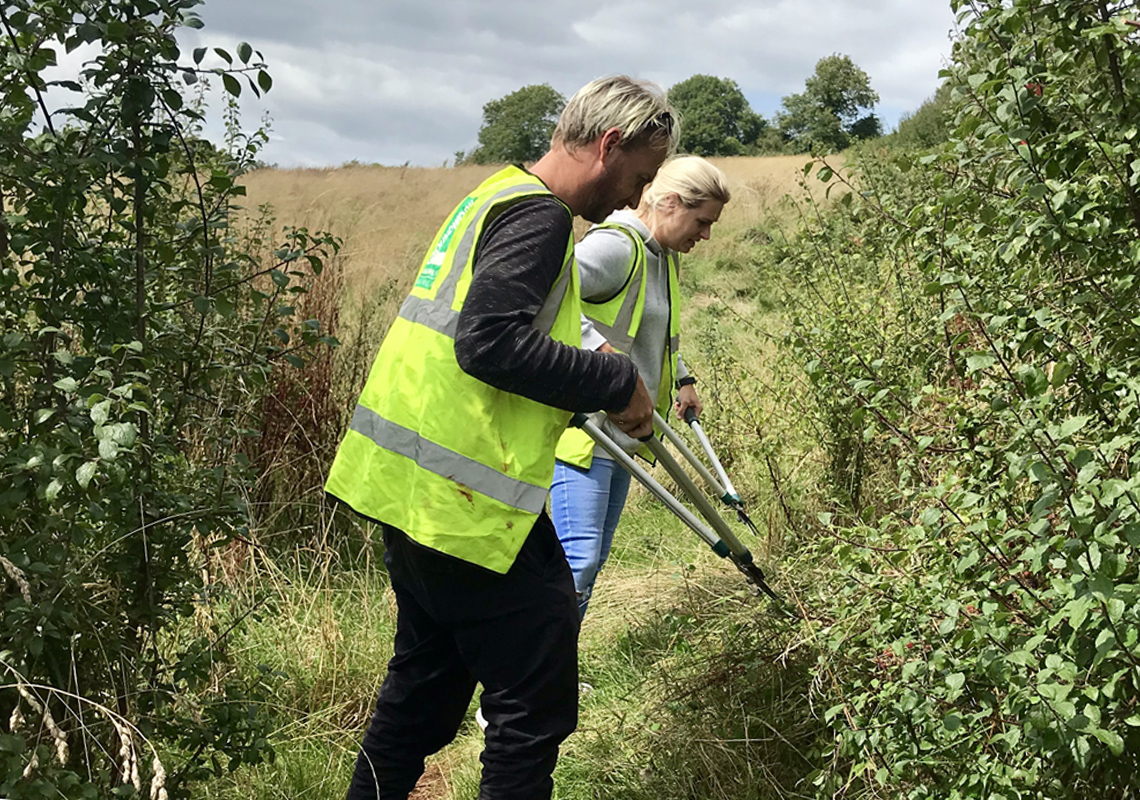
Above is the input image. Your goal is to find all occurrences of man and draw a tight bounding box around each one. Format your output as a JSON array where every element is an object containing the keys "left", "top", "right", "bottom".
[{"left": 325, "top": 75, "right": 678, "bottom": 800}]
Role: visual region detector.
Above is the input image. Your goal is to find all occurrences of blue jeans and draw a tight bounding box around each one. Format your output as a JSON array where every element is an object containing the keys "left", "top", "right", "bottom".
[{"left": 550, "top": 456, "right": 632, "bottom": 618}]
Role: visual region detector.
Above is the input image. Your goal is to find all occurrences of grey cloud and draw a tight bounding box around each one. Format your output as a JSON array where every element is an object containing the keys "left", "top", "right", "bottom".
[{"left": 183, "top": 0, "right": 957, "bottom": 167}]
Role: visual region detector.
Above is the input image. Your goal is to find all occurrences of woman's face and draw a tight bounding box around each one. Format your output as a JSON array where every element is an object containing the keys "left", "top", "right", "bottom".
[{"left": 653, "top": 194, "right": 724, "bottom": 253}]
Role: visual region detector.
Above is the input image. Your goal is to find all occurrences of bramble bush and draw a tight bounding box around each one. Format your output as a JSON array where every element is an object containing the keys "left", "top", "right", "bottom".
[
  {"left": 776, "top": 1, "right": 1140, "bottom": 797},
  {"left": 0, "top": 1, "right": 338, "bottom": 797}
]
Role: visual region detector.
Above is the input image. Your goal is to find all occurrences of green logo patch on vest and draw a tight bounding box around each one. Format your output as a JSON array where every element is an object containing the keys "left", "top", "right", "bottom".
[{"left": 415, "top": 196, "right": 475, "bottom": 290}]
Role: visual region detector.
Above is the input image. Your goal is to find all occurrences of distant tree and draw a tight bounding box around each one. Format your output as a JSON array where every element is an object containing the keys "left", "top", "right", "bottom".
[
  {"left": 668, "top": 75, "right": 767, "bottom": 156},
  {"left": 892, "top": 81, "right": 954, "bottom": 149},
  {"left": 469, "top": 84, "right": 565, "bottom": 165},
  {"left": 778, "top": 54, "right": 881, "bottom": 152}
]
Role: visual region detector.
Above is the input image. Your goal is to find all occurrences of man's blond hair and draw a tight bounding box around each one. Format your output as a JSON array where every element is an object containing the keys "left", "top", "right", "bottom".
[
  {"left": 640, "top": 155, "right": 731, "bottom": 210},
  {"left": 552, "top": 75, "right": 679, "bottom": 154}
]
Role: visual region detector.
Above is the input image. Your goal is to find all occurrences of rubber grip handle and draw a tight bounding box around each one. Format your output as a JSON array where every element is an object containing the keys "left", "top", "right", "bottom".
[{"left": 684, "top": 406, "right": 698, "bottom": 424}]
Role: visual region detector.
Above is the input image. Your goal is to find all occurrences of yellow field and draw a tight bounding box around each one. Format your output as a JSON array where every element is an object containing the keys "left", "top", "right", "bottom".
[{"left": 241, "top": 154, "right": 828, "bottom": 293}]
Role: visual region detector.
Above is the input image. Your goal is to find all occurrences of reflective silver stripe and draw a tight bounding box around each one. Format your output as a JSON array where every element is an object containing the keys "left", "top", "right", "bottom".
[
  {"left": 437, "top": 181, "right": 550, "bottom": 309},
  {"left": 399, "top": 294, "right": 459, "bottom": 338},
  {"left": 584, "top": 224, "right": 645, "bottom": 346},
  {"left": 591, "top": 320, "right": 635, "bottom": 354},
  {"left": 609, "top": 262, "right": 644, "bottom": 339},
  {"left": 400, "top": 179, "right": 553, "bottom": 337},
  {"left": 532, "top": 251, "right": 574, "bottom": 334},
  {"left": 670, "top": 334, "right": 680, "bottom": 351},
  {"left": 351, "top": 405, "right": 550, "bottom": 513}
]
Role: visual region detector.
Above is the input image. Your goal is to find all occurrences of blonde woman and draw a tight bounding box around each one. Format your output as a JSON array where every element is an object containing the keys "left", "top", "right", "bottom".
[{"left": 553, "top": 155, "right": 731, "bottom": 618}]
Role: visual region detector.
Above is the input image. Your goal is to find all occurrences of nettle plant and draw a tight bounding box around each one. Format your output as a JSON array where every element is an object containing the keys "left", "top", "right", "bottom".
[
  {"left": 0, "top": 1, "right": 337, "bottom": 797},
  {"left": 787, "top": 2, "right": 1140, "bottom": 798}
]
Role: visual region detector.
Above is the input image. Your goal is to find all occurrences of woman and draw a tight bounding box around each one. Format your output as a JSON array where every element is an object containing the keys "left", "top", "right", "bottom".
[{"left": 553, "top": 155, "right": 731, "bottom": 619}]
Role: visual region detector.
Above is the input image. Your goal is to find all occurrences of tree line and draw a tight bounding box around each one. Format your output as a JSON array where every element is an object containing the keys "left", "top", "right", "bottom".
[{"left": 458, "top": 54, "right": 899, "bottom": 165}]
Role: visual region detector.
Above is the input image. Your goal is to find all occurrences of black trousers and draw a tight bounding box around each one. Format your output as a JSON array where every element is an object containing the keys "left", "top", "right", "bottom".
[{"left": 345, "top": 513, "right": 580, "bottom": 800}]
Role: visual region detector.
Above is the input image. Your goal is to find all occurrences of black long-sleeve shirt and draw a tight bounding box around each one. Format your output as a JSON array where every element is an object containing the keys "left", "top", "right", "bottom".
[{"left": 454, "top": 194, "right": 638, "bottom": 413}]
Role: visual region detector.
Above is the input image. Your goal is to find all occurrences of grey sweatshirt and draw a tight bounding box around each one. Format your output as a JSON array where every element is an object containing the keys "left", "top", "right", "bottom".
[{"left": 577, "top": 209, "right": 691, "bottom": 457}]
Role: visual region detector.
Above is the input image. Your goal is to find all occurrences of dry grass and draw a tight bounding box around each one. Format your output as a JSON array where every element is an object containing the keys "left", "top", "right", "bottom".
[
  {"left": 707, "top": 154, "right": 832, "bottom": 230},
  {"left": 240, "top": 155, "right": 836, "bottom": 296},
  {"left": 241, "top": 163, "right": 499, "bottom": 293}
]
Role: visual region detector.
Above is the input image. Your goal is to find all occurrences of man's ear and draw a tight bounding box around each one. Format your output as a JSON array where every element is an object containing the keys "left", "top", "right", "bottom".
[{"left": 598, "top": 127, "right": 624, "bottom": 164}]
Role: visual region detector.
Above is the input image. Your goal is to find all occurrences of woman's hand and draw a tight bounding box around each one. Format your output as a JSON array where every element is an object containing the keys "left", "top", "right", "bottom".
[{"left": 674, "top": 384, "right": 702, "bottom": 421}]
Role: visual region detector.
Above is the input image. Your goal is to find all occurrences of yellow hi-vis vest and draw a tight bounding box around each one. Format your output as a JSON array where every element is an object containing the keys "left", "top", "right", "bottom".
[
  {"left": 555, "top": 222, "right": 681, "bottom": 469},
  {"left": 324, "top": 166, "right": 582, "bottom": 574}
]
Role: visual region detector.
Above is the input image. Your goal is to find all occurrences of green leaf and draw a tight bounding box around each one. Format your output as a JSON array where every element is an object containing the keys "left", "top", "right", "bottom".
[
  {"left": 222, "top": 73, "right": 241, "bottom": 98},
  {"left": 270, "top": 270, "right": 290, "bottom": 288},
  {"left": 54, "top": 377, "right": 78, "bottom": 393},
  {"left": 215, "top": 295, "right": 235, "bottom": 317},
  {"left": 946, "top": 672, "right": 965, "bottom": 691},
  {"left": 257, "top": 70, "right": 273, "bottom": 93},
  {"left": 1006, "top": 650, "right": 1035, "bottom": 666},
  {"left": 90, "top": 399, "right": 111, "bottom": 426},
  {"left": 193, "top": 47, "right": 206, "bottom": 64},
  {"left": 1018, "top": 365, "right": 1048, "bottom": 396},
  {"left": 99, "top": 438, "right": 119, "bottom": 460},
  {"left": 1058, "top": 416, "right": 1090, "bottom": 440},
  {"left": 966, "top": 354, "right": 995, "bottom": 372},
  {"left": 193, "top": 295, "right": 212, "bottom": 316},
  {"left": 1091, "top": 727, "right": 1125, "bottom": 755},
  {"left": 237, "top": 42, "right": 253, "bottom": 64},
  {"left": 76, "top": 462, "right": 97, "bottom": 489},
  {"left": 45, "top": 479, "right": 63, "bottom": 503}
]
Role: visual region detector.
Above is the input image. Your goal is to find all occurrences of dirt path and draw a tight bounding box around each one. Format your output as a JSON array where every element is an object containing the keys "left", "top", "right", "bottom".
[{"left": 409, "top": 763, "right": 449, "bottom": 800}]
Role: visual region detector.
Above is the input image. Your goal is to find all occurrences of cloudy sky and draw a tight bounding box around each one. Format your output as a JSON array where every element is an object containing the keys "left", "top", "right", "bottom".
[{"left": 178, "top": 0, "right": 960, "bottom": 168}]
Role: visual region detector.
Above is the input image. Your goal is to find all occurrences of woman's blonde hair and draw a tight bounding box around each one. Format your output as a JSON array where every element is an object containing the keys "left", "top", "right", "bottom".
[
  {"left": 639, "top": 155, "right": 731, "bottom": 211},
  {"left": 552, "top": 75, "right": 679, "bottom": 154}
]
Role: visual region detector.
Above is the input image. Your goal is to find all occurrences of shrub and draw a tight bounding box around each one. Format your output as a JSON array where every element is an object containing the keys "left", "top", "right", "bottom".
[
  {"left": 778, "top": 2, "right": 1140, "bottom": 797},
  {"left": 0, "top": 2, "right": 338, "bottom": 796}
]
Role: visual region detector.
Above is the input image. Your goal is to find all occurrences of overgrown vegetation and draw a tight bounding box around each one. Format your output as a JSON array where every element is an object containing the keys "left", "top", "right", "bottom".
[
  {"left": 891, "top": 81, "right": 954, "bottom": 150},
  {"left": 779, "top": 1, "right": 1140, "bottom": 796},
  {"left": 0, "top": 1, "right": 338, "bottom": 796}
]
